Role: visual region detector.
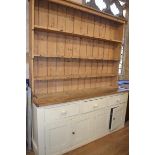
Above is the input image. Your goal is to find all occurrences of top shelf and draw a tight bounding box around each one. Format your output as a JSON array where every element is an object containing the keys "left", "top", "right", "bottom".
[
  {"left": 48, "top": 0, "right": 126, "bottom": 24},
  {"left": 34, "top": 25, "right": 122, "bottom": 44}
]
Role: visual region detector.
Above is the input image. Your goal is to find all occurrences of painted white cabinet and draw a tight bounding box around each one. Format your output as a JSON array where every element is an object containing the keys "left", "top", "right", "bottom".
[{"left": 32, "top": 92, "right": 128, "bottom": 155}]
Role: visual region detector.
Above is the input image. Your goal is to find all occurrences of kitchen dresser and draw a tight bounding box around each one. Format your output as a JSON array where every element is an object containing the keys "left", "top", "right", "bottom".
[{"left": 29, "top": 0, "right": 128, "bottom": 155}]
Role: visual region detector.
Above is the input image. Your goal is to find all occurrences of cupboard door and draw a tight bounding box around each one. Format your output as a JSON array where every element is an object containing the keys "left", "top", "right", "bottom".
[
  {"left": 45, "top": 120, "right": 71, "bottom": 155},
  {"left": 109, "top": 105, "right": 124, "bottom": 131},
  {"left": 71, "top": 115, "right": 93, "bottom": 147},
  {"left": 94, "top": 108, "right": 110, "bottom": 138}
]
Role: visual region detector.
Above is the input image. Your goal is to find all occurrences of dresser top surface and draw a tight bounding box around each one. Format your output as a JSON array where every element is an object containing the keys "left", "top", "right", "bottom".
[{"left": 33, "top": 87, "right": 128, "bottom": 107}]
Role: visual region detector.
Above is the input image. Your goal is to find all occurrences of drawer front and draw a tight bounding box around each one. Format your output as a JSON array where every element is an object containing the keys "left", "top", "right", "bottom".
[
  {"left": 79, "top": 97, "right": 109, "bottom": 114},
  {"left": 45, "top": 102, "right": 80, "bottom": 123},
  {"left": 119, "top": 93, "right": 128, "bottom": 103},
  {"left": 98, "top": 96, "right": 110, "bottom": 108}
]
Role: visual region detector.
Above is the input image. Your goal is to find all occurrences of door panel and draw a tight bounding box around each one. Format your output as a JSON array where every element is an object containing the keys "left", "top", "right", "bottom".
[
  {"left": 71, "top": 114, "right": 93, "bottom": 146},
  {"left": 110, "top": 105, "right": 124, "bottom": 131},
  {"left": 95, "top": 108, "right": 110, "bottom": 138},
  {"left": 45, "top": 121, "right": 71, "bottom": 155}
]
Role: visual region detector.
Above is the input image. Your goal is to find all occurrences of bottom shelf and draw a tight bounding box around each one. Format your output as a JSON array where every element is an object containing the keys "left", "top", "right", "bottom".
[{"left": 33, "top": 86, "right": 127, "bottom": 107}]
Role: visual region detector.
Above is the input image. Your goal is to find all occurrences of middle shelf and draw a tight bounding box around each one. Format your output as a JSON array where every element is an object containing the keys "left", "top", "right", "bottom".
[
  {"left": 33, "top": 54, "right": 119, "bottom": 61},
  {"left": 34, "top": 74, "right": 117, "bottom": 81},
  {"left": 34, "top": 25, "right": 122, "bottom": 44}
]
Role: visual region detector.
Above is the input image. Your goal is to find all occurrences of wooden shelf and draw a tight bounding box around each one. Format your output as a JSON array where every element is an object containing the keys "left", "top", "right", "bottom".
[
  {"left": 33, "top": 54, "right": 120, "bottom": 61},
  {"left": 34, "top": 25, "right": 122, "bottom": 44},
  {"left": 34, "top": 74, "right": 116, "bottom": 81},
  {"left": 48, "top": 0, "right": 126, "bottom": 24},
  {"left": 33, "top": 87, "right": 127, "bottom": 107}
]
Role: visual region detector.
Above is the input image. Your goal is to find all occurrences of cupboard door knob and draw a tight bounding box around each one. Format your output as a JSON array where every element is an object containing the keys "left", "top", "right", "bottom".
[
  {"left": 113, "top": 117, "right": 115, "bottom": 120},
  {"left": 72, "top": 132, "right": 75, "bottom": 135}
]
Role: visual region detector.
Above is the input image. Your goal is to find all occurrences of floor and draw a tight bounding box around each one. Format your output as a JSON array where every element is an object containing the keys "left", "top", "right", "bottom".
[{"left": 27, "top": 124, "right": 129, "bottom": 155}]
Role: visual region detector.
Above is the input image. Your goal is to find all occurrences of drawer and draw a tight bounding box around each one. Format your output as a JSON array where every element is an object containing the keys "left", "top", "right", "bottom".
[
  {"left": 119, "top": 93, "right": 128, "bottom": 103},
  {"left": 79, "top": 97, "right": 109, "bottom": 114},
  {"left": 98, "top": 96, "right": 110, "bottom": 108},
  {"left": 108, "top": 93, "right": 128, "bottom": 106},
  {"left": 45, "top": 102, "right": 80, "bottom": 122}
]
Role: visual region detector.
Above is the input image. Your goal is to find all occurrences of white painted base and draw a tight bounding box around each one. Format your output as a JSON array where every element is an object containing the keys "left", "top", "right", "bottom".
[{"left": 32, "top": 92, "right": 128, "bottom": 155}]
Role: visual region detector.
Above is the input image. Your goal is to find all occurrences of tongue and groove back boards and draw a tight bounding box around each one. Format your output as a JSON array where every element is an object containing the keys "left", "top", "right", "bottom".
[{"left": 30, "top": 0, "right": 125, "bottom": 96}]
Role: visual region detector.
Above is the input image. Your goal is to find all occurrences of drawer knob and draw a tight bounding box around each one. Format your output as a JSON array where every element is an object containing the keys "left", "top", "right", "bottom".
[
  {"left": 94, "top": 104, "right": 98, "bottom": 108},
  {"left": 61, "top": 110, "right": 67, "bottom": 115},
  {"left": 72, "top": 132, "right": 75, "bottom": 135},
  {"left": 113, "top": 117, "right": 116, "bottom": 120}
]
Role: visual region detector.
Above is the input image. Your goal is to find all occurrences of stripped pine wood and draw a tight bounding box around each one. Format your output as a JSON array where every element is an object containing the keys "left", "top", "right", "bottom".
[
  {"left": 34, "top": 0, "right": 39, "bottom": 26},
  {"left": 34, "top": 32, "right": 38, "bottom": 56},
  {"left": 79, "top": 60, "right": 86, "bottom": 76},
  {"left": 37, "top": 58, "right": 47, "bottom": 77},
  {"left": 71, "top": 79, "right": 79, "bottom": 90},
  {"left": 74, "top": 10, "right": 81, "bottom": 34},
  {"left": 47, "top": 58, "right": 57, "bottom": 77},
  {"left": 57, "top": 5, "right": 66, "bottom": 31},
  {"left": 108, "top": 43, "right": 114, "bottom": 60},
  {"left": 92, "top": 40, "right": 99, "bottom": 59},
  {"left": 29, "top": 0, "right": 35, "bottom": 92},
  {"left": 79, "top": 38, "right": 87, "bottom": 58},
  {"left": 109, "top": 21, "right": 115, "bottom": 40},
  {"left": 97, "top": 61, "right": 103, "bottom": 75},
  {"left": 71, "top": 59, "right": 79, "bottom": 76},
  {"left": 90, "top": 78, "right": 97, "bottom": 88},
  {"left": 104, "top": 42, "right": 109, "bottom": 60},
  {"left": 38, "top": 0, "right": 48, "bottom": 27},
  {"left": 94, "top": 16, "right": 100, "bottom": 38},
  {"left": 65, "top": 59, "right": 72, "bottom": 76},
  {"left": 47, "top": 33, "right": 57, "bottom": 57},
  {"left": 30, "top": 0, "right": 124, "bottom": 96},
  {"left": 99, "top": 18, "right": 106, "bottom": 38},
  {"left": 48, "top": 3, "right": 58, "bottom": 29},
  {"left": 33, "top": 59, "right": 38, "bottom": 78},
  {"left": 91, "top": 61, "right": 97, "bottom": 75},
  {"left": 47, "top": 80, "right": 56, "bottom": 94},
  {"left": 102, "top": 61, "right": 107, "bottom": 74},
  {"left": 85, "top": 60, "right": 92, "bottom": 76},
  {"left": 56, "top": 58, "right": 65, "bottom": 76},
  {"left": 64, "top": 79, "right": 72, "bottom": 91},
  {"left": 35, "top": 79, "right": 48, "bottom": 94},
  {"left": 105, "top": 21, "right": 110, "bottom": 40},
  {"left": 57, "top": 34, "right": 65, "bottom": 57},
  {"left": 85, "top": 78, "right": 91, "bottom": 89},
  {"left": 81, "top": 13, "right": 88, "bottom": 35},
  {"left": 107, "top": 62, "right": 113, "bottom": 74},
  {"left": 72, "top": 36, "right": 80, "bottom": 58},
  {"left": 114, "top": 44, "right": 121, "bottom": 60},
  {"left": 87, "top": 14, "right": 94, "bottom": 37},
  {"left": 78, "top": 79, "right": 85, "bottom": 90},
  {"left": 65, "top": 36, "right": 73, "bottom": 57},
  {"left": 98, "top": 41, "right": 104, "bottom": 58},
  {"left": 96, "top": 78, "right": 102, "bottom": 88},
  {"left": 66, "top": 8, "right": 74, "bottom": 33},
  {"left": 37, "top": 31, "right": 47, "bottom": 56},
  {"left": 86, "top": 39, "right": 93, "bottom": 59},
  {"left": 56, "top": 80, "right": 64, "bottom": 92}
]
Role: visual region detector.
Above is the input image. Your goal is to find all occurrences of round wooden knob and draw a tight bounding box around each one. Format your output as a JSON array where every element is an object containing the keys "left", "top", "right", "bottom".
[{"left": 72, "top": 132, "right": 75, "bottom": 135}]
